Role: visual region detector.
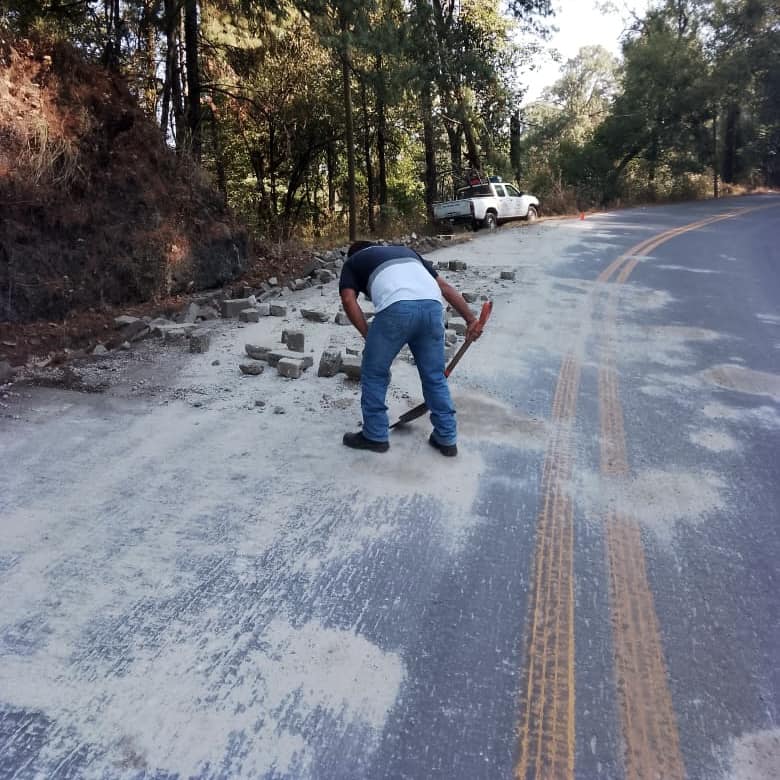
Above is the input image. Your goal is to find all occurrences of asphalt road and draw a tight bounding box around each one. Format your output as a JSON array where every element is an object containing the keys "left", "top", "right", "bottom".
[{"left": 1, "top": 195, "right": 779, "bottom": 779}]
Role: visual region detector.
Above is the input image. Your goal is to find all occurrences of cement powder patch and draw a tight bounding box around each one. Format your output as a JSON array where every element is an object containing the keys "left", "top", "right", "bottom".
[
  {"left": 573, "top": 468, "right": 727, "bottom": 543},
  {"left": 720, "top": 727, "right": 780, "bottom": 780},
  {"left": 0, "top": 616, "right": 404, "bottom": 778},
  {"left": 689, "top": 428, "right": 741, "bottom": 452},
  {"left": 700, "top": 364, "right": 780, "bottom": 402}
]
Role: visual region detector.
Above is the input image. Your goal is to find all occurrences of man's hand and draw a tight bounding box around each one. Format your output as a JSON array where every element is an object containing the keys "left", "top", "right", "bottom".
[
  {"left": 437, "top": 277, "right": 483, "bottom": 340},
  {"left": 466, "top": 316, "right": 484, "bottom": 341}
]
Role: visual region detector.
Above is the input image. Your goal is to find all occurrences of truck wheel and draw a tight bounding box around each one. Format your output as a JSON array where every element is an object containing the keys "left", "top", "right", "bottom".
[
  {"left": 526, "top": 206, "right": 538, "bottom": 222},
  {"left": 483, "top": 212, "right": 497, "bottom": 230}
]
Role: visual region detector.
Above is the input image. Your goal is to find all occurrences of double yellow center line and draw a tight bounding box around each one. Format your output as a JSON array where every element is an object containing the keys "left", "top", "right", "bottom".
[{"left": 515, "top": 206, "right": 768, "bottom": 779}]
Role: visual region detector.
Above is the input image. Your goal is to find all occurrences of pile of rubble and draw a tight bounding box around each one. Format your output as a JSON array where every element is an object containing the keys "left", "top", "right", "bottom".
[{"left": 4, "top": 235, "right": 524, "bottom": 399}]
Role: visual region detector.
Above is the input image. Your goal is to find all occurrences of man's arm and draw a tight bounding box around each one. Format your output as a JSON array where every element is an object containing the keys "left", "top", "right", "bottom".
[
  {"left": 436, "top": 277, "right": 484, "bottom": 340},
  {"left": 340, "top": 288, "right": 369, "bottom": 339}
]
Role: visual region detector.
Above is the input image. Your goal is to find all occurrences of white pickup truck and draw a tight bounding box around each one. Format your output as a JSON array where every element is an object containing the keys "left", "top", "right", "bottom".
[{"left": 433, "top": 179, "right": 540, "bottom": 230}]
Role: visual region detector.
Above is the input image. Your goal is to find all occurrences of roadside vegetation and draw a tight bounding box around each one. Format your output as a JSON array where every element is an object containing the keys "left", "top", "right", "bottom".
[{"left": 0, "top": 0, "right": 777, "bottom": 328}]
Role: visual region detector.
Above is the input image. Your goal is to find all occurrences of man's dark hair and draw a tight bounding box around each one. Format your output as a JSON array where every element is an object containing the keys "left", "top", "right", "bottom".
[{"left": 347, "top": 240, "right": 375, "bottom": 257}]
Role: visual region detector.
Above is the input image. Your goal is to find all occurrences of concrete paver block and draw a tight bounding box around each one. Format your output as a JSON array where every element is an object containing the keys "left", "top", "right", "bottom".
[
  {"left": 318, "top": 349, "right": 342, "bottom": 377},
  {"left": 270, "top": 304, "right": 287, "bottom": 317},
  {"left": 500, "top": 270, "right": 516, "bottom": 280},
  {"left": 277, "top": 358, "right": 305, "bottom": 378},
  {"left": 340, "top": 354, "right": 362, "bottom": 380},
  {"left": 245, "top": 344, "right": 272, "bottom": 360},
  {"left": 190, "top": 330, "right": 211, "bottom": 353},
  {"left": 221, "top": 298, "right": 254, "bottom": 318},
  {"left": 239, "top": 308, "right": 260, "bottom": 323},
  {"left": 240, "top": 362, "right": 264, "bottom": 375},
  {"left": 267, "top": 350, "right": 313, "bottom": 369},
  {"left": 301, "top": 309, "right": 330, "bottom": 323},
  {"left": 286, "top": 330, "right": 305, "bottom": 353}
]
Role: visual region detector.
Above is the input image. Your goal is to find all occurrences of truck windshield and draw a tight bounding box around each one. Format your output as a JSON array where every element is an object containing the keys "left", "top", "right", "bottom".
[{"left": 457, "top": 185, "right": 491, "bottom": 198}]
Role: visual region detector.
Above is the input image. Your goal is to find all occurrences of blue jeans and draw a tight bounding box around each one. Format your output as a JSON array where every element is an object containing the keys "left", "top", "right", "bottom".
[{"left": 361, "top": 299, "right": 456, "bottom": 445}]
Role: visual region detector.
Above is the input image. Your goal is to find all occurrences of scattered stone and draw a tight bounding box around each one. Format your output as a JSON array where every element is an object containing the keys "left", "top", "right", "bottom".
[
  {"left": 270, "top": 304, "right": 287, "bottom": 317},
  {"left": 221, "top": 298, "right": 255, "bottom": 318},
  {"left": 335, "top": 312, "right": 351, "bottom": 326},
  {"left": 190, "top": 330, "right": 211, "bottom": 353},
  {"left": 107, "top": 319, "right": 150, "bottom": 349},
  {"left": 256, "top": 303, "right": 270, "bottom": 317},
  {"left": 267, "top": 350, "right": 313, "bottom": 369},
  {"left": 268, "top": 277, "right": 278, "bottom": 287},
  {"left": 278, "top": 358, "right": 306, "bottom": 378},
  {"left": 340, "top": 354, "right": 362, "bottom": 380},
  {"left": 211, "top": 359, "right": 220, "bottom": 366},
  {"left": 0, "top": 361, "right": 14, "bottom": 384},
  {"left": 240, "top": 362, "right": 265, "bottom": 376},
  {"left": 255, "top": 400, "right": 266, "bottom": 407},
  {"left": 301, "top": 309, "right": 330, "bottom": 323},
  {"left": 245, "top": 344, "right": 271, "bottom": 360},
  {"left": 239, "top": 308, "right": 260, "bottom": 323},
  {"left": 149, "top": 317, "right": 173, "bottom": 331},
  {"left": 462, "top": 291, "right": 477, "bottom": 303},
  {"left": 449, "top": 260, "right": 467, "bottom": 271},
  {"left": 286, "top": 330, "right": 305, "bottom": 353},
  {"left": 273, "top": 406, "right": 285, "bottom": 414},
  {"left": 114, "top": 315, "right": 141, "bottom": 329},
  {"left": 92, "top": 344, "right": 108, "bottom": 355},
  {"left": 119, "top": 341, "right": 132, "bottom": 350},
  {"left": 318, "top": 270, "right": 336, "bottom": 284},
  {"left": 318, "top": 349, "right": 342, "bottom": 378},
  {"left": 450, "top": 321, "right": 467, "bottom": 336},
  {"left": 500, "top": 270, "right": 516, "bottom": 280},
  {"left": 156, "top": 323, "right": 198, "bottom": 342},
  {"left": 198, "top": 305, "right": 219, "bottom": 321},
  {"left": 445, "top": 344, "right": 456, "bottom": 360},
  {"left": 445, "top": 329, "right": 458, "bottom": 345}
]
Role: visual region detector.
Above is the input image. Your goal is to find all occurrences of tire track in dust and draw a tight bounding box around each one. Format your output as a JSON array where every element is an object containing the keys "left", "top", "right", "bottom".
[
  {"left": 515, "top": 206, "right": 775, "bottom": 779},
  {"left": 597, "top": 207, "right": 773, "bottom": 779}
]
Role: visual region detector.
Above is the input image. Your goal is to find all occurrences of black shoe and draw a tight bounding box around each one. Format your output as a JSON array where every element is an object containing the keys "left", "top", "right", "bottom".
[
  {"left": 429, "top": 433, "right": 458, "bottom": 457},
  {"left": 343, "top": 431, "right": 389, "bottom": 453}
]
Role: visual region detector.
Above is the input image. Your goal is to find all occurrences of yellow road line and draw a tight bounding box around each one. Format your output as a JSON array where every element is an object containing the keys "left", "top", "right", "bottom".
[
  {"left": 515, "top": 203, "right": 776, "bottom": 779},
  {"left": 597, "top": 206, "right": 771, "bottom": 779}
]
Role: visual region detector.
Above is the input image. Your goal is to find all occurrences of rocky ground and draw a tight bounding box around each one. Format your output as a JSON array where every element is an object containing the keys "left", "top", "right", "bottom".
[{"left": 0, "top": 231, "right": 511, "bottom": 421}]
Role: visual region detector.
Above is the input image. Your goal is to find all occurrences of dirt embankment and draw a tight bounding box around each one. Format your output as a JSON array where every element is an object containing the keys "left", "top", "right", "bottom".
[{"left": 0, "top": 35, "right": 248, "bottom": 332}]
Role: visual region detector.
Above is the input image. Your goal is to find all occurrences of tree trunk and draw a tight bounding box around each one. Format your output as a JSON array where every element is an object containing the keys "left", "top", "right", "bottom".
[
  {"left": 713, "top": 111, "right": 719, "bottom": 198},
  {"left": 327, "top": 141, "right": 337, "bottom": 213},
  {"left": 375, "top": 55, "right": 388, "bottom": 224},
  {"left": 454, "top": 87, "right": 480, "bottom": 170},
  {"left": 269, "top": 121, "right": 278, "bottom": 215},
  {"left": 183, "top": 0, "right": 201, "bottom": 160},
  {"left": 140, "top": 0, "right": 159, "bottom": 115},
  {"left": 340, "top": 14, "right": 357, "bottom": 242},
  {"left": 445, "top": 122, "right": 463, "bottom": 187},
  {"left": 510, "top": 110, "right": 522, "bottom": 183},
  {"left": 421, "top": 83, "right": 438, "bottom": 222},
  {"left": 361, "top": 80, "right": 375, "bottom": 233},
  {"left": 722, "top": 103, "right": 739, "bottom": 184}
]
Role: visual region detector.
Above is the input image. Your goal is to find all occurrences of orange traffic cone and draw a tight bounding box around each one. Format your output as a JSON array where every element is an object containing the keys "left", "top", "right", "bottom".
[{"left": 579, "top": 211, "right": 585, "bottom": 220}]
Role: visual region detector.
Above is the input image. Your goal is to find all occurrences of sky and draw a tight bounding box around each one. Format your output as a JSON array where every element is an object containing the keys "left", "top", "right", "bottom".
[{"left": 519, "top": 0, "right": 650, "bottom": 104}]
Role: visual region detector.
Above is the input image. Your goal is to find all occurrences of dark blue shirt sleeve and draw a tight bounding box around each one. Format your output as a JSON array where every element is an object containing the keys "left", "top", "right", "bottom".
[{"left": 339, "top": 260, "right": 358, "bottom": 293}]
